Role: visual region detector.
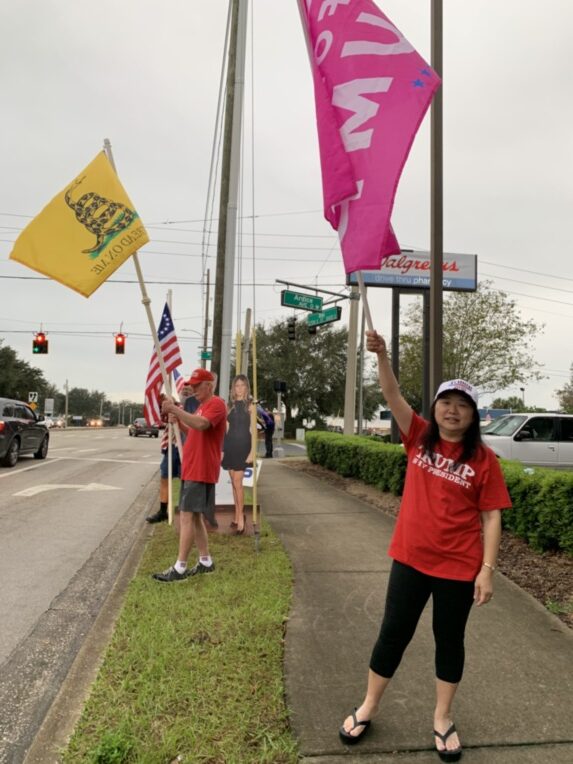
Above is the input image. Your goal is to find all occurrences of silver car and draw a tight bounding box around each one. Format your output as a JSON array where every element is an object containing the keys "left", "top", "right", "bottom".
[{"left": 482, "top": 413, "right": 573, "bottom": 467}]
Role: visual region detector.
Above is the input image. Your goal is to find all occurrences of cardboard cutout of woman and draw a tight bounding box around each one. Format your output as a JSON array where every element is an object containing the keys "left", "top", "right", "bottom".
[{"left": 221, "top": 374, "right": 253, "bottom": 534}]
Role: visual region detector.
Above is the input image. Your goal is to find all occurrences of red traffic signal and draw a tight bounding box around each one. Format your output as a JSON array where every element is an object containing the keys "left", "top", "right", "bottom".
[
  {"left": 115, "top": 333, "right": 126, "bottom": 354},
  {"left": 33, "top": 332, "right": 49, "bottom": 354}
]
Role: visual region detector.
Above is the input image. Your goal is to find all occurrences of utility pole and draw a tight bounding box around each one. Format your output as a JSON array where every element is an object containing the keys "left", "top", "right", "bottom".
[
  {"left": 429, "top": 0, "right": 443, "bottom": 395},
  {"left": 211, "top": 0, "right": 240, "bottom": 385},
  {"left": 219, "top": 0, "right": 248, "bottom": 399},
  {"left": 202, "top": 269, "right": 210, "bottom": 369}
]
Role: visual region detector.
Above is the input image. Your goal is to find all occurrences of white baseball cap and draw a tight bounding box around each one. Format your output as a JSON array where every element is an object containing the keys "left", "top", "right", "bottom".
[{"left": 434, "top": 379, "right": 478, "bottom": 406}]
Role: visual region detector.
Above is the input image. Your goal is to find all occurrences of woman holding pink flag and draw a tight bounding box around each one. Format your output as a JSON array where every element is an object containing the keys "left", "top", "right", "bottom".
[{"left": 340, "top": 329, "right": 511, "bottom": 761}]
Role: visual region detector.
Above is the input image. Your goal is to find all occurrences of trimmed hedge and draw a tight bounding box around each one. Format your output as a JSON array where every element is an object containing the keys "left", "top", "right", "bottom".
[
  {"left": 304, "top": 431, "right": 573, "bottom": 556},
  {"left": 305, "top": 431, "right": 406, "bottom": 496},
  {"left": 500, "top": 463, "right": 573, "bottom": 555}
]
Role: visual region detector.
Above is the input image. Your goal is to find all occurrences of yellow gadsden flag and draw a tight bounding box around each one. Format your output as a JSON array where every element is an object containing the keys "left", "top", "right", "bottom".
[{"left": 9, "top": 152, "right": 149, "bottom": 297}]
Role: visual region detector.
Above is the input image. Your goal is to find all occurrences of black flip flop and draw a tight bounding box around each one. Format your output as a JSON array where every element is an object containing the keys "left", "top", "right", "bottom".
[
  {"left": 339, "top": 708, "right": 371, "bottom": 745},
  {"left": 433, "top": 723, "right": 462, "bottom": 762}
]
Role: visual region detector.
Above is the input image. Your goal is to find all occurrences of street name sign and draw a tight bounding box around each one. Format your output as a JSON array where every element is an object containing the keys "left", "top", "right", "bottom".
[
  {"left": 281, "top": 290, "right": 323, "bottom": 312},
  {"left": 307, "top": 305, "right": 342, "bottom": 327}
]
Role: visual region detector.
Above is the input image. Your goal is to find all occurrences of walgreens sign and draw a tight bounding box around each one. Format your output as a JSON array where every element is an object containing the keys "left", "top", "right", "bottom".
[{"left": 347, "top": 250, "right": 477, "bottom": 291}]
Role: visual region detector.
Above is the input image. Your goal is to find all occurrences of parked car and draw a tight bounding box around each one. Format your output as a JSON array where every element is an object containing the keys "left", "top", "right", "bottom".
[
  {"left": 482, "top": 413, "right": 573, "bottom": 467},
  {"left": 128, "top": 418, "right": 159, "bottom": 438},
  {"left": 0, "top": 397, "right": 50, "bottom": 467}
]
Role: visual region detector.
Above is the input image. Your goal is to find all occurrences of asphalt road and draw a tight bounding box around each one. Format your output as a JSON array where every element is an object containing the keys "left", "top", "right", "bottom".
[{"left": 0, "top": 427, "right": 160, "bottom": 764}]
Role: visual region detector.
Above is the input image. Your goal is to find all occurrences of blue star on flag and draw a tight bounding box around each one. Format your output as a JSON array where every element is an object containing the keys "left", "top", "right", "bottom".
[{"left": 412, "top": 79, "right": 424, "bottom": 88}]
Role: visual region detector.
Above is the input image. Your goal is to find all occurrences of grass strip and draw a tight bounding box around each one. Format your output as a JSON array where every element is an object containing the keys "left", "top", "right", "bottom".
[{"left": 62, "top": 514, "right": 297, "bottom": 764}]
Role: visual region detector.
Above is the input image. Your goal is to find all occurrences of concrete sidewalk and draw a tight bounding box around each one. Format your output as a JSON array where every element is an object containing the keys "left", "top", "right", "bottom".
[{"left": 260, "top": 461, "right": 573, "bottom": 764}]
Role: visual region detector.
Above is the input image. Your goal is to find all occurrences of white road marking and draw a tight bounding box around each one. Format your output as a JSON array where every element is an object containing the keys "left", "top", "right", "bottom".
[
  {"left": 14, "top": 482, "right": 122, "bottom": 497},
  {"left": 56, "top": 456, "right": 161, "bottom": 465},
  {"left": 0, "top": 459, "right": 64, "bottom": 479}
]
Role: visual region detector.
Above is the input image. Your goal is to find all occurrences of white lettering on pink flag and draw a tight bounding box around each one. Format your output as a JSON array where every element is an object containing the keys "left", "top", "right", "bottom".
[{"left": 300, "top": 0, "right": 441, "bottom": 273}]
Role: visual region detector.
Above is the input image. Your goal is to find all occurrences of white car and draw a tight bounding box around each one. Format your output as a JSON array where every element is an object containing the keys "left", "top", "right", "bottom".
[{"left": 482, "top": 413, "right": 573, "bottom": 467}]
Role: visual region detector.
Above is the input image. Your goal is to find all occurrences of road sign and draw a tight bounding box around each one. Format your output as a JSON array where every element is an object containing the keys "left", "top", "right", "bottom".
[
  {"left": 28, "top": 391, "right": 38, "bottom": 403},
  {"left": 307, "top": 306, "right": 342, "bottom": 327},
  {"left": 201, "top": 351, "right": 212, "bottom": 360},
  {"left": 29, "top": 402, "right": 37, "bottom": 411},
  {"left": 281, "top": 290, "right": 323, "bottom": 312},
  {"left": 44, "top": 397, "right": 54, "bottom": 415}
]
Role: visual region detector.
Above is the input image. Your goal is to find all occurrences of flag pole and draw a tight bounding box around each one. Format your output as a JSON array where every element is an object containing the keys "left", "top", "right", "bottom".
[
  {"left": 250, "top": 322, "right": 260, "bottom": 552},
  {"left": 166, "top": 290, "right": 174, "bottom": 526},
  {"left": 356, "top": 272, "right": 374, "bottom": 333},
  {"left": 103, "top": 139, "right": 184, "bottom": 476}
]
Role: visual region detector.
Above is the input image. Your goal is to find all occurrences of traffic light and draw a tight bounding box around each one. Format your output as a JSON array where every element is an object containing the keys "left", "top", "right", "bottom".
[
  {"left": 308, "top": 325, "right": 317, "bottom": 335},
  {"left": 115, "top": 333, "right": 126, "bottom": 354},
  {"left": 287, "top": 316, "right": 296, "bottom": 341},
  {"left": 33, "top": 332, "right": 48, "bottom": 354}
]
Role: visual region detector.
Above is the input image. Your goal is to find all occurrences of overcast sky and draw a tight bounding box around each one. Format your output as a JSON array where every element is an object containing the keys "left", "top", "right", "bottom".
[{"left": 1, "top": 1, "right": 572, "bottom": 411}]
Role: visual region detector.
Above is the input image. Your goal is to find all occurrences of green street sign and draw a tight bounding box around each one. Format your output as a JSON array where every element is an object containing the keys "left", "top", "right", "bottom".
[
  {"left": 281, "top": 290, "right": 323, "bottom": 312},
  {"left": 200, "top": 351, "right": 212, "bottom": 360},
  {"left": 307, "top": 306, "right": 342, "bottom": 327}
]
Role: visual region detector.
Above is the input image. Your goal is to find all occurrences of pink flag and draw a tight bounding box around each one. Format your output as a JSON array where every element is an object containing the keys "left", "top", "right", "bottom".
[{"left": 299, "top": 0, "right": 440, "bottom": 273}]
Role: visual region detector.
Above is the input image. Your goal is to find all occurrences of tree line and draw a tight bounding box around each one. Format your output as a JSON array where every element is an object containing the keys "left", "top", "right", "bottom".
[
  {"left": 3, "top": 283, "right": 572, "bottom": 429},
  {"left": 251, "top": 283, "right": 572, "bottom": 430},
  {"left": 0, "top": 341, "right": 142, "bottom": 423}
]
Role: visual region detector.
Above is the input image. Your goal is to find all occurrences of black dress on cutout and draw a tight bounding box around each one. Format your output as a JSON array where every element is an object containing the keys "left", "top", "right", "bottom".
[{"left": 221, "top": 400, "right": 251, "bottom": 470}]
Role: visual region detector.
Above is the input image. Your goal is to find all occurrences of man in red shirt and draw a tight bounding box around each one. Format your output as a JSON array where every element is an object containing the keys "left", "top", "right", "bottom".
[{"left": 152, "top": 369, "right": 227, "bottom": 583}]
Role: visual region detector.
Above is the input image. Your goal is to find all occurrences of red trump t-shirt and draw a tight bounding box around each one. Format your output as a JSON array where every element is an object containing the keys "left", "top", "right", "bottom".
[
  {"left": 181, "top": 395, "right": 227, "bottom": 483},
  {"left": 389, "top": 413, "right": 512, "bottom": 581}
]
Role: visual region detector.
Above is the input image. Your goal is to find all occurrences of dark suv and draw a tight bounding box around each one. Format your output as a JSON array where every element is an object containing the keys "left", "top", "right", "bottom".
[
  {"left": 128, "top": 418, "right": 159, "bottom": 438},
  {"left": 0, "top": 397, "right": 50, "bottom": 467}
]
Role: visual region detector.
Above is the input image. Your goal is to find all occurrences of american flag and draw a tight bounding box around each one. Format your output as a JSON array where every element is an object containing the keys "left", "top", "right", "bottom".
[
  {"left": 143, "top": 304, "right": 182, "bottom": 425},
  {"left": 173, "top": 367, "right": 186, "bottom": 396}
]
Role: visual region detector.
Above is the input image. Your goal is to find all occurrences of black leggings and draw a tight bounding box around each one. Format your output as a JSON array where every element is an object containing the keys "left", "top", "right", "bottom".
[{"left": 370, "top": 561, "right": 475, "bottom": 684}]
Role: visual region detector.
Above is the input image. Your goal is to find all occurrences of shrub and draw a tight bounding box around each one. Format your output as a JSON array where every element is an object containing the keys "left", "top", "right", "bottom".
[
  {"left": 305, "top": 431, "right": 406, "bottom": 496},
  {"left": 305, "top": 433, "right": 573, "bottom": 555}
]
